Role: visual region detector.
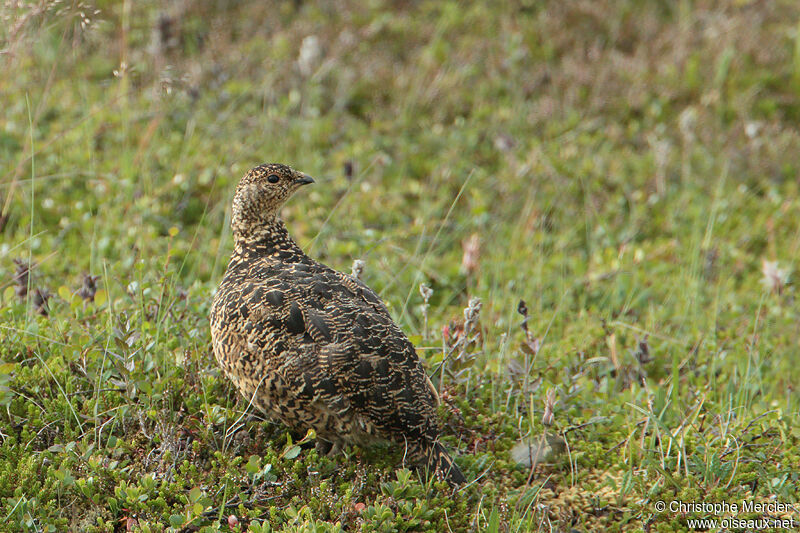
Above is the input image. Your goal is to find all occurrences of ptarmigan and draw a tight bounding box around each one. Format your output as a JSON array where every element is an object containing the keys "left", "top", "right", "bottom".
[{"left": 210, "top": 163, "right": 465, "bottom": 484}]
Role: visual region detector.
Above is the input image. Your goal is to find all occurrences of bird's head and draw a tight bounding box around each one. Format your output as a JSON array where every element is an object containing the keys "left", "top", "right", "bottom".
[{"left": 231, "top": 163, "right": 314, "bottom": 239}]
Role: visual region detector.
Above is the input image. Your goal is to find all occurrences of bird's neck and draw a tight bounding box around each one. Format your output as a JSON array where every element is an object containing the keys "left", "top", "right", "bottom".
[{"left": 232, "top": 217, "right": 307, "bottom": 260}]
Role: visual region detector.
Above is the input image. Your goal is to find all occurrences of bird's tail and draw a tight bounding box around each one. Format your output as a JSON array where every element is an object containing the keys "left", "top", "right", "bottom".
[{"left": 423, "top": 441, "right": 466, "bottom": 485}]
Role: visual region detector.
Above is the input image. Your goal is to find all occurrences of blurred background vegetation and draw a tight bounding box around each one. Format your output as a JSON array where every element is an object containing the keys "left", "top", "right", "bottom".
[{"left": 1, "top": 0, "right": 800, "bottom": 531}]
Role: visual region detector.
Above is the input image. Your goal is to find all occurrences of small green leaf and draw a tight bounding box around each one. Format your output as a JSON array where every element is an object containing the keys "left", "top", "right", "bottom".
[
  {"left": 283, "top": 445, "right": 301, "bottom": 460},
  {"left": 407, "top": 334, "right": 423, "bottom": 345},
  {"left": 2, "top": 286, "right": 15, "bottom": 303},
  {"left": 94, "top": 289, "right": 107, "bottom": 306},
  {"left": 245, "top": 455, "right": 260, "bottom": 474},
  {"left": 57, "top": 286, "right": 72, "bottom": 302}
]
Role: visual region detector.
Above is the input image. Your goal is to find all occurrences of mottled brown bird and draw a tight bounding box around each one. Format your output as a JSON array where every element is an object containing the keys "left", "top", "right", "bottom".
[{"left": 210, "top": 163, "right": 465, "bottom": 484}]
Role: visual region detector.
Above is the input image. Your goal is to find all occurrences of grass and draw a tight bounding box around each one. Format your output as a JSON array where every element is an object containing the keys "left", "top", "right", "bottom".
[{"left": 1, "top": 0, "right": 800, "bottom": 531}]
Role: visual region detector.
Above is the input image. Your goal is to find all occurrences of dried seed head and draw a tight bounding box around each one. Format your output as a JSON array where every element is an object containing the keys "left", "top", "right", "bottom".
[
  {"left": 351, "top": 259, "right": 365, "bottom": 280},
  {"left": 297, "top": 35, "right": 322, "bottom": 77},
  {"left": 542, "top": 388, "right": 556, "bottom": 426},
  {"left": 33, "top": 288, "right": 51, "bottom": 316},
  {"left": 517, "top": 299, "right": 530, "bottom": 334},
  {"left": 419, "top": 283, "right": 433, "bottom": 303},
  {"left": 461, "top": 233, "right": 480, "bottom": 275},
  {"left": 464, "top": 297, "right": 482, "bottom": 324},
  {"left": 633, "top": 335, "right": 652, "bottom": 365},
  {"left": 13, "top": 259, "right": 32, "bottom": 299},
  {"left": 78, "top": 273, "right": 100, "bottom": 302},
  {"left": 761, "top": 259, "right": 790, "bottom": 294}
]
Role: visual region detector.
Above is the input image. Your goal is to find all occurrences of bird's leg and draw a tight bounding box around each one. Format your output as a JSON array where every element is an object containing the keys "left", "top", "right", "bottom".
[
  {"left": 315, "top": 439, "right": 334, "bottom": 456},
  {"left": 315, "top": 439, "right": 343, "bottom": 456},
  {"left": 329, "top": 442, "right": 342, "bottom": 456}
]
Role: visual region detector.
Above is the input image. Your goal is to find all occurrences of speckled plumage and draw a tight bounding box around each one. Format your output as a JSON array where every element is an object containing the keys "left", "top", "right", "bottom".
[{"left": 210, "top": 163, "right": 465, "bottom": 484}]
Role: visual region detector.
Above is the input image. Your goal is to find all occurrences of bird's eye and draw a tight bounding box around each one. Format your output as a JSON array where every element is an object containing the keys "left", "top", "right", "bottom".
[{"left": 267, "top": 174, "right": 280, "bottom": 184}]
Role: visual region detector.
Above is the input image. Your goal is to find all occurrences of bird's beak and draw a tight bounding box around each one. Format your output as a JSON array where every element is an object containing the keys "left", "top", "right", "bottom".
[{"left": 296, "top": 173, "right": 315, "bottom": 186}]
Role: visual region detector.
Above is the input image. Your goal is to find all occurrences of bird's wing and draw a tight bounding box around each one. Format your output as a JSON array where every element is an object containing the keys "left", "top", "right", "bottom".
[{"left": 235, "top": 262, "right": 441, "bottom": 441}]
